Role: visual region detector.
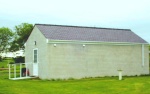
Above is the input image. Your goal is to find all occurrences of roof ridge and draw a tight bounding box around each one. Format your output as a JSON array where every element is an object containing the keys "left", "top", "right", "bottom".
[{"left": 35, "top": 23, "right": 131, "bottom": 31}]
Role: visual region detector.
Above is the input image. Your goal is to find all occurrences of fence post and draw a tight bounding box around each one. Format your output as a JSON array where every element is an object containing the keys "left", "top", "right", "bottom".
[
  {"left": 26, "top": 63, "right": 27, "bottom": 77},
  {"left": 14, "top": 64, "right": 16, "bottom": 78},
  {"left": 9, "top": 64, "right": 11, "bottom": 79},
  {"left": 20, "top": 63, "right": 22, "bottom": 77}
]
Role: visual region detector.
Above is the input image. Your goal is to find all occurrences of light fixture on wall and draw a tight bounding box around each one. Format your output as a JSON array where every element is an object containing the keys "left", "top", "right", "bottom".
[
  {"left": 83, "top": 44, "right": 85, "bottom": 47},
  {"left": 34, "top": 41, "right": 36, "bottom": 45},
  {"left": 54, "top": 44, "right": 56, "bottom": 47}
]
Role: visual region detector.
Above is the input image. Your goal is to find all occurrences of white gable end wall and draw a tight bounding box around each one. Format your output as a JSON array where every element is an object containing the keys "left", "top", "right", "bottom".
[{"left": 25, "top": 26, "right": 49, "bottom": 77}]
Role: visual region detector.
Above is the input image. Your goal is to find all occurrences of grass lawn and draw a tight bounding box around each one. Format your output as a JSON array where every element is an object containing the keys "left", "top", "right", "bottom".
[{"left": 0, "top": 59, "right": 150, "bottom": 94}]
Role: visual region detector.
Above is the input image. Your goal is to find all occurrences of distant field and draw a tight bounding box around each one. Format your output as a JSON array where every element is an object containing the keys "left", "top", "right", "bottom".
[{"left": 0, "top": 59, "right": 150, "bottom": 94}]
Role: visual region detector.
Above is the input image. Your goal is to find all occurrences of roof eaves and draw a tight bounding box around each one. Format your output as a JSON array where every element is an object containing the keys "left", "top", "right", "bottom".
[{"left": 46, "top": 39, "right": 149, "bottom": 45}]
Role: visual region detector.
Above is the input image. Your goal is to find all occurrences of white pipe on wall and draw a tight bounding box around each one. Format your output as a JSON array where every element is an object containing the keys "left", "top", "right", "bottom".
[{"left": 142, "top": 44, "right": 144, "bottom": 66}]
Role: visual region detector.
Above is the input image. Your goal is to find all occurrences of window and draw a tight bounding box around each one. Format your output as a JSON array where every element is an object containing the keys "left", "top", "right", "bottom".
[{"left": 33, "top": 49, "right": 38, "bottom": 63}]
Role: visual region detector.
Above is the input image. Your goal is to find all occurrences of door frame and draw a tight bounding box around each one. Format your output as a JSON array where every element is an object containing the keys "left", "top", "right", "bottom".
[{"left": 33, "top": 48, "right": 38, "bottom": 76}]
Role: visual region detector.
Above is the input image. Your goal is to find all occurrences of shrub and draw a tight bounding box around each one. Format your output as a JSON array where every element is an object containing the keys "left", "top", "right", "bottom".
[
  {"left": 13, "top": 56, "right": 25, "bottom": 63},
  {"left": 0, "top": 56, "right": 3, "bottom": 62},
  {"left": 68, "top": 77, "right": 75, "bottom": 80},
  {"left": 9, "top": 62, "right": 14, "bottom": 64}
]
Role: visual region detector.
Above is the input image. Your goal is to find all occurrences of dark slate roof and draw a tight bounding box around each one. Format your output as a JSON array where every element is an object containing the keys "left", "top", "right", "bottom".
[{"left": 35, "top": 24, "right": 148, "bottom": 44}]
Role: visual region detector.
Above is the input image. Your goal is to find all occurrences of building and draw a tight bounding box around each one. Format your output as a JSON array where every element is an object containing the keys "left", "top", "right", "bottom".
[{"left": 25, "top": 24, "right": 149, "bottom": 79}]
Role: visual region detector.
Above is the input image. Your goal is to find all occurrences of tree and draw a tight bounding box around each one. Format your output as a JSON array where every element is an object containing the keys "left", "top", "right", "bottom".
[
  {"left": 0, "top": 27, "right": 14, "bottom": 52},
  {"left": 9, "top": 23, "right": 33, "bottom": 51},
  {"left": 9, "top": 35, "right": 20, "bottom": 51}
]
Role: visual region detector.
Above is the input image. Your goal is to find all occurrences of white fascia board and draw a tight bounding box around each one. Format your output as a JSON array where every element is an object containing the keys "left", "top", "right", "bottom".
[
  {"left": 46, "top": 39, "right": 49, "bottom": 43},
  {"left": 46, "top": 39, "right": 148, "bottom": 45}
]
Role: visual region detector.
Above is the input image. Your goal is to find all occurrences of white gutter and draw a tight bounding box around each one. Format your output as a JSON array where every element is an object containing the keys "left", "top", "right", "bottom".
[
  {"left": 46, "top": 39, "right": 148, "bottom": 45},
  {"left": 142, "top": 44, "right": 144, "bottom": 66}
]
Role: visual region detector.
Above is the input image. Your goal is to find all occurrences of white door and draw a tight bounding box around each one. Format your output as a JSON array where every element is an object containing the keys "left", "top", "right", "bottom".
[{"left": 33, "top": 49, "right": 38, "bottom": 76}]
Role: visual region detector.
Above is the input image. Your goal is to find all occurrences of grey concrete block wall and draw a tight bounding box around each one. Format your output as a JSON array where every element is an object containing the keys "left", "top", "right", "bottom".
[{"left": 45, "top": 43, "right": 149, "bottom": 79}]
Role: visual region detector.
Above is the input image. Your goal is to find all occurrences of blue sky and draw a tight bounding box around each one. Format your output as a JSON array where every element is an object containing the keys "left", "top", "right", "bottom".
[{"left": 0, "top": 0, "right": 150, "bottom": 43}]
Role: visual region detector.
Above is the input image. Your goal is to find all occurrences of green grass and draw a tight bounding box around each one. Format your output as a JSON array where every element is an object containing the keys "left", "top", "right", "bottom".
[{"left": 0, "top": 59, "right": 150, "bottom": 94}]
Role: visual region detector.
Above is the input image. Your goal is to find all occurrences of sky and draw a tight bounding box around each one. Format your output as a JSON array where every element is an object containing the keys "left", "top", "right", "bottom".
[{"left": 0, "top": 0, "right": 150, "bottom": 43}]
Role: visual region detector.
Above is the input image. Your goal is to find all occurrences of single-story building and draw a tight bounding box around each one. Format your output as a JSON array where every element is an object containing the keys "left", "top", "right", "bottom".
[{"left": 25, "top": 24, "right": 149, "bottom": 79}]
